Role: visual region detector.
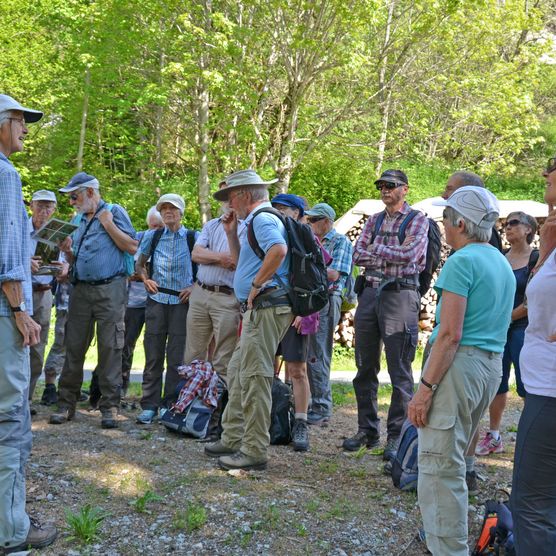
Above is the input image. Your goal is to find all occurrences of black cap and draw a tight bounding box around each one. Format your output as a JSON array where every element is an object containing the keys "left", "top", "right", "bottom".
[{"left": 374, "top": 169, "right": 408, "bottom": 186}]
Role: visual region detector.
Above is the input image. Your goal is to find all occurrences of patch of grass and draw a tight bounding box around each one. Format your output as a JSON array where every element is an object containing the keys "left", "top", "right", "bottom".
[
  {"left": 347, "top": 467, "right": 367, "bottom": 479},
  {"left": 172, "top": 502, "right": 207, "bottom": 532},
  {"left": 296, "top": 523, "right": 308, "bottom": 537},
  {"left": 506, "top": 424, "right": 518, "bottom": 433},
  {"left": 353, "top": 445, "right": 368, "bottom": 459},
  {"left": 305, "top": 499, "right": 320, "bottom": 513},
  {"left": 131, "top": 490, "right": 162, "bottom": 513},
  {"left": 65, "top": 504, "right": 109, "bottom": 544},
  {"left": 317, "top": 461, "right": 339, "bottom": 474},
  {"left": 331, "top": 383, "right": 355, "bottom": 406},
  {"left": 140, "top": 431, "right": 153, "bottom": 441},
  {"left": 324, "top": 498, "right": 352, "bottom": 520},
  {"left": 262, "top": 504, "right": 281, "bottom": 530}
]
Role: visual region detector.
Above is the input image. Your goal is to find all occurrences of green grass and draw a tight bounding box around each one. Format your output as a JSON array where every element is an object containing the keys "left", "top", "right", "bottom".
[
  {"left": 131, "top": 490, "right": 162, "bottom": 513},
  {"left": 172, "top": 502, "right": 207, "bottom": 532},
  {"left": 65, "top": 505, "right": 109, "bottom": 544}
]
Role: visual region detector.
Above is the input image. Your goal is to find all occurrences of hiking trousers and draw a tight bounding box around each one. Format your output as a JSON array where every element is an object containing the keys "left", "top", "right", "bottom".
[{"left": 29, "top": 288, "right": 53, "bottom": 399}]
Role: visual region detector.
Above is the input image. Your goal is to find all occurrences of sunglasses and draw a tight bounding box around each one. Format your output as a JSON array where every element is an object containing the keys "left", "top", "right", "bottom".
[
  {"left": 504, "top": 219, "right": 524, "bottom": 228},
  {"left": 376, "top": 181, "right": 404, "bottom": 191},
  {"left": 69, "top": 189, "right": 85, "bottom": 201},
  {"left": 308, "top": 216, "right": 326, "bottom": 223}
]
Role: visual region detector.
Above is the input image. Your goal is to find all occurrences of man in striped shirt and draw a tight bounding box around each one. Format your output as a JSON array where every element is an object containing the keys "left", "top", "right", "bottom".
[
  {"left": 345, "top": 169, "right": 428, "bottom": 461},
  {"left": 135, "top": 193, "right": 198, "bottom": 425}
]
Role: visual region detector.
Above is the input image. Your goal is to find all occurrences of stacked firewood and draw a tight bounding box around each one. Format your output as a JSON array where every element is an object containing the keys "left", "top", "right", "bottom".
[{"left": 335, "top": 216, "right": 545, "bottom": 349}]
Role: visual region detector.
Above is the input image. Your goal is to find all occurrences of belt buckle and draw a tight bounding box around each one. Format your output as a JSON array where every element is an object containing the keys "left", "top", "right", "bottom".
[{"left": 214, "top": 285, "right": 221, "bottom": 293}]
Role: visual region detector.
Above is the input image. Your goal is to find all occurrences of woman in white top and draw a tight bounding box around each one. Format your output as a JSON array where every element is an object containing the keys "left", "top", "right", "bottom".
[{"left": 510, "top": 158, "right": 556, "bottom": 555}]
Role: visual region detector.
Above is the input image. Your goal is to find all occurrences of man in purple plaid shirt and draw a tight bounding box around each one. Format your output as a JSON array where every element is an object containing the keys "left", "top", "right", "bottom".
[{"left": 343, "top": 169, "right": 428, "bottom": 462}]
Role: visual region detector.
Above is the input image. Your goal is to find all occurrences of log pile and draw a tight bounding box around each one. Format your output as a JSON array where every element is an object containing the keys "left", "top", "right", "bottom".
[{"left": 334, "top": 216, "right": 546, "bottom": 349}]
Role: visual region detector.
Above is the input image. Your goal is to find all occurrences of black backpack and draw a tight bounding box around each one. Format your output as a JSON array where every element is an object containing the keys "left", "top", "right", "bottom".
[
  {"left": 372, "top": 209, "right": 442, "bottom": 296},
  {"left": 269, "top": 377, "right": 294, "bottom": 445},
  {"left": 148, "top": 227, "right": 198, "bottom": 281},
  {"left": 247, "top": 208, "right": 329, "bottom": 317}
]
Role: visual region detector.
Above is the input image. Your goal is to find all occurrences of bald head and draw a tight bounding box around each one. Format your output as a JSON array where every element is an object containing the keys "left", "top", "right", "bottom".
[{"left": 442, "top": 171, "right": 484, "bottom": 200}]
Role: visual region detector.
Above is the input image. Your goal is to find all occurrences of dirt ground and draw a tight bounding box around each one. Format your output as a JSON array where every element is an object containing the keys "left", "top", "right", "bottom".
[{"left": 26, "top": 390, "right": 522, "bottom": 556}]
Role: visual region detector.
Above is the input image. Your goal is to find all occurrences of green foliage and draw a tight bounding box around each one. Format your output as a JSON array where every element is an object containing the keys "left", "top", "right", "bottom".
[
  {"left": 131, "top": 490, "right": 162, "bottom": 513},
  {"left": 65, "top": 504, "right": 109, "bottom": 544},
  {"left": 172, "top": 502, "right": 207, "bottom": 532}
]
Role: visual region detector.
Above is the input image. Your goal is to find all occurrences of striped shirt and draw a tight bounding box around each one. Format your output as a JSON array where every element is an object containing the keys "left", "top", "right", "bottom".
[
  {"left": 71, "top": 199, "right": 136, "bottom": 282},
  {"left": 322, "top": 229, "right": 353, "bottom": 295},
  {"left": 139, "top": 225, "right": 199, "bottom": 305},
  {"left": 0, "top": 153, "right": 32, "bottom": 316},
  {"left": 195, "top": 217, "right": 246, "bottom": 288},
  {"left": 353, "top": 201, "right": 428, "bottom": 279}
]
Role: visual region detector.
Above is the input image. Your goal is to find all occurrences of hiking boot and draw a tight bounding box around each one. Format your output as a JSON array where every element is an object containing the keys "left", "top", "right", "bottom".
[
  {"left": 30, "top": 404, "right": 38, "bottom": 416},
  {"left": 292, "top": 419, "right": 310, "bottom": 452},
  {"left": 383, "top": 437, "right": 399, "bottom": 462},
  {"left": 306, "top": 411, "right": 330, "bottom": 427},
  {"left": 49, "top": 407, "right": 74, "bottom": 425},
  {"left": 3, "top": 517, "right": 58, "bottom": 553},
  {"left": 466, "top": 470, "right": 479, "bottom": 496},
  {"left": 218, "top": 451, "right": 267, "bottom": 471},
  {"left": 40, "top": 384, "right": 58, "bottom": 406},
  {"left": 475, "top": 432, "right": 504, "bottom": 456},
  {"left": 136, "top": 409, "right": 156, "bottom": 425},
  {"left": 342, "top": 431, "right": 380, "bottom": 452},
  {"left": 204, "top": 441, "right": 238, "bottom": 458},
  {"left": 101, "top": 407, "right": 118, "bottom": 429}
]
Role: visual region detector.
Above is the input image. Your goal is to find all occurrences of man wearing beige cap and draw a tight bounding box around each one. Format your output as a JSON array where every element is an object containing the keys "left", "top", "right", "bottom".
[
  {"left": 0, "top": 94, "right": 58, "bottom": 552},
  {"left": 134, "top": 193, "right": 198, "bottom": 424},
  {"left": 204, "top": 169, "right": 293, "bottom": 471},
  {"left": 27, "top": 190, "right": 68, "bottom": 411}
]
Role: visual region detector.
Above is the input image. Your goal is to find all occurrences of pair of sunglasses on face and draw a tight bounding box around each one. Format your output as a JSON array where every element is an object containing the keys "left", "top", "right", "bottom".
[
  {"left": 504, "top": 219, "right": 525, "bottom": 228},
  {"left": 375, "top": 181, "right": 405, "bottom": 191},
  {"left": 307, "top": 216, "right": 326, "bottom": 223}
]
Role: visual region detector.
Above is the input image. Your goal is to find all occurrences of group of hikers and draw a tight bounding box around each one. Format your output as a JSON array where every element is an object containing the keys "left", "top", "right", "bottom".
[{"left": 1, "top": 93, "right": 555, "bottom": 555}]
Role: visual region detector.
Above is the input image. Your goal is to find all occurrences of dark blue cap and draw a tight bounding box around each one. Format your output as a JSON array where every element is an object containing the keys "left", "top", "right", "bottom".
[
  {"left": 271, "top": 193, "right": 305, "bottom": 217},
  {"left": 59, "top": 172, "right": 100, "bottom": 193}
]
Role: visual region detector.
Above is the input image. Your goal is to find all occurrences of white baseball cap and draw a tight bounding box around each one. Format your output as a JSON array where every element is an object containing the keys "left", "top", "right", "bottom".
[
  {"left": 433, "top": 186, "right": 499, "bottom": 229},
  {"left": 31, "top": 190, "right": 57, "bottom": 203},
  {"left": 0, "top": 94, "right": 43, "bottom": 123},
  {"left": 156, "top": 193, "right": 185, "bottom": 214}
]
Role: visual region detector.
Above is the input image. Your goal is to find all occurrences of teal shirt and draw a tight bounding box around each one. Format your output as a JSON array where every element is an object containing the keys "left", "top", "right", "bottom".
[{"left": 430, "top": 243, "right": 515, "bottom": 352}]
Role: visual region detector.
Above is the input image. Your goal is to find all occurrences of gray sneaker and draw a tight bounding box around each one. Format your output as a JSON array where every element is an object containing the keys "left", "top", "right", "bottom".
[
  {"left": 218, "top": 451, "right": 267, "bottom": 471},
  {"left": 204, "top": 440, "right": 238, "bottom": 458},
  {"left": 292, "top": 419, "right": 309, "bottom": 452}
]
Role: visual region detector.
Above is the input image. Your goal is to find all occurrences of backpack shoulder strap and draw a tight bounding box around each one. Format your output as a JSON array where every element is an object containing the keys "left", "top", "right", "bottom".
[
  {"left": 397, "top": 209, "right": 419, "bottom": 244},
  {"left": 147, "top": 228, "right": 165, "bottom": 279},
  {"left": 247, "top": 207, "right": 286, "bottom": 260},
  {"left": 371, "top": 211, "right": 387, "bottom": 243},
  {"left": 186, "top": 229, "right": 198, "bottom": 281},
  {"left": 527, "top": 248, "right": 540, "bottom": 274}
]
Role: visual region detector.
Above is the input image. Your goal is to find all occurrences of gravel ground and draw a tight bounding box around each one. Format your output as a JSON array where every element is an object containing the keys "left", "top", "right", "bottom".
[{"left": 26, "top": 390, "right": 522, "bottom": 556}]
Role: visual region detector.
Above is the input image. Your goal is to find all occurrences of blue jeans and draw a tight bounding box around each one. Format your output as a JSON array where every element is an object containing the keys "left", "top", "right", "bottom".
[
  {"left": 499, "top": 325, "right": 526, "bottom": 397},
  {"left": 307, "top": 295, "right": 342, "bottom": 418},
  {"left": 0, "top": 317, "right": 32, "bottom": 548}
]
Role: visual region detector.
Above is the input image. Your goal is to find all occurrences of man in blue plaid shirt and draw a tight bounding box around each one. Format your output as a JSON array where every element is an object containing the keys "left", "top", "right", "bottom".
[{"left": 0, "top": 94, "right": 57, "bottom": 552}]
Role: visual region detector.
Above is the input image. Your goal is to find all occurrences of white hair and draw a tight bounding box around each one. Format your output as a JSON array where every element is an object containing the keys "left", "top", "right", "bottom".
[
  {"left": 246, "top": 186, "right": 269, "bottom": 202},
  {"left": 146, "top": 205, "right": 163, "bottom": 225},
  {"left": 0, "top": 111, "right": 13, "bottom": 127},
  {"left": 444, "top": 206, "right": 492, "bottom": 242}
]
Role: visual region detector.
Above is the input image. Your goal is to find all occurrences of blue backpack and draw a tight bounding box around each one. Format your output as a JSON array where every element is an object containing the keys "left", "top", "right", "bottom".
[{"left": 391, "top": 419, "right": 419, "bottom": 491}]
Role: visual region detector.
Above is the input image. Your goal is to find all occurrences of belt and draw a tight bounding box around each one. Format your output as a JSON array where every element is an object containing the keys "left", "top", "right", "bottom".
[
  {"left": 198, "top": 281, "right": 233, "bottom": 295},
  {"left": 364, "top": 276, "right": 419, "bottom": 291},
  {"left": 77, "top": 273, "right": 125, "bottom": 286},
  {"left": 32, "top": 284, "right": 52, "bottom": 292}
]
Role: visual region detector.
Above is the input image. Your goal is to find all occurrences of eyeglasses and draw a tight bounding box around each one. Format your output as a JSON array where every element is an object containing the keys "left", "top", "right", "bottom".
[
  {"left": 8, "top": 117, "right": 26, "bottom": 125},
  {"left": 546, "top": 157, "right": 556, "bottom": 175},
  {"left": 69, "top": 189, "right": 85, "bottom": 201},
  {"left": 504, "top": 219, "right": 524, "bottom": 228},
  {"left": 228, "top": 190, "right": 246, "bottom": 202},
  {"left": 307, "top": 216, "right": 325, "bottom": 223},
  {"left": 376, "top": 181, "right": 403, "bottom": 191}
]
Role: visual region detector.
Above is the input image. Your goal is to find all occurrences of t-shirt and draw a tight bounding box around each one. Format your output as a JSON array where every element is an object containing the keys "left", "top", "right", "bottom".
[
  {"left": 520, "top": 248, "right": 556, "bottom": 397},
  {"left": 429, "top": 243, "right": 515, "bottom": 352},
  {"left": 233, "top": 202, "right": 289, "bottom": 302}
]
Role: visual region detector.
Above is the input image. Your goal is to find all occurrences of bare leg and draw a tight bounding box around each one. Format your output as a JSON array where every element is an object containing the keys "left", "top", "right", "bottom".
[{"left": 287, "top": 361, "right": 310, "bottom": 415}]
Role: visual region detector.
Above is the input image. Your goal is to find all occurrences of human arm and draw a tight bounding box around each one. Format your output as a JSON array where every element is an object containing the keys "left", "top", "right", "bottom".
[
  {"left": 407, "top": 290, "right": 466, "bottom": 428},
  {"left": 352, "top": 215, "right": 378, "bottom": 267},
  {"left": 1, "top": 281, "right": 41, "bottom": 346},
  {"left": 247, "top": 243, "right": 288, "bottom": 309},
  {"left": 135, "top": 252, "right": 159, "bottom": 294},
  {"left": 511, "top": 304, "right": 528, "bottom": 322},
  {"left": 97, "top": 209, "right": 138, "bottom": 254},
  {"left": 191, "top": 245, "right": 236, "bottom": 270},
  {"left": 222, "top": 210, "right": 241, "bottom": 264}
]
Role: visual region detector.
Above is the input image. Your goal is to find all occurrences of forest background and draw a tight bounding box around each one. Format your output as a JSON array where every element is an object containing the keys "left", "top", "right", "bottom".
[{"left": 2, "top": 0, "right": 556, "bottom": 229}]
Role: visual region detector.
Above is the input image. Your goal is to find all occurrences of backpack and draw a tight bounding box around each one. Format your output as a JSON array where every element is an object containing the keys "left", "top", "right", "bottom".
[
  {"left": 269, "top": 377, "right": 295, "bottom": 445},
  {"left": 391, "top": 419, "right": 419, "bottom": 492},
  {"left": 247, "top": 208, "right": 329, "bottom": 317},
  {"left": 148, "top": 227, "right": 198, "bottom": 281},
  {"left": 472, "top": 498, "right": 515, "bottom": 555},
  {"left": 371, "top": 209, "right": 442, "bottom": 296}
]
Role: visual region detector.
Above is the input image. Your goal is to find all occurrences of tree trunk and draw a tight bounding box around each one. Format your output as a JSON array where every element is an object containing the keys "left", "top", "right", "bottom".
[{"left": 76, "top": 66, "right": 90, "bottom": 171}]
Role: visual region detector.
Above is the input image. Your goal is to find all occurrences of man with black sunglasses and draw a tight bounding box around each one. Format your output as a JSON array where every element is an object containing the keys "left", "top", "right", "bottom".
[{"left": 346, "top": 169, "right": 428, "bottom": 461}]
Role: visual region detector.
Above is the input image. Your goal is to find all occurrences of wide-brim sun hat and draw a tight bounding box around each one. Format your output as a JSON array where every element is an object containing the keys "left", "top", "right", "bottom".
[
  {"left": 0, "top": 94, "right": 43, "bottom": 123},
  {"left": 59, "top": 172, "right": 100, "bottom": 193},
  {"left": 156, "top": 193, "right": 185, "bottom": 214},
  {"left": 214, "top": 169, "right": 278, "bottom": 201},
  {"left": 433, "top": 185, "right": 499, "bottom": 229}
]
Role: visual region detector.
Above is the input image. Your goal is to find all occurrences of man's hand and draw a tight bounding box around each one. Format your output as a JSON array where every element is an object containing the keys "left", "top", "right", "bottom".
[
  {"left": 292, "top": 316, "right": 303, "bottom": 333},
  {"left": 219, "top": 253, "right": 236, "bottom": 270},
  {"left": 407, "top": 385, "right": 434, "bottom": 428},
  {"left": 59, "top": 236, "right": 73, "bottom": 255},
  {"left": 247, "top": 286, "right": 262, "bottom": 310},
  {"left": 143, "top": 279, "right": 159, "bottom": 294},
  {"left": 222, "top": 209, "right": 238, "bottom": 235},
  {"left": 14, "top": 312, "right": 41, "bottom": 347},
  {"left": 97, "top": 208, "right": 114, "bottom": 228},
  {"left": 178, "top": 285, "right": 193, "bottom": 304},
  {"left": 31, "top": 256, "right": 41, "bottom": 274},
  {"left": 402, "top": 234, "right": 415, "bottom": 247},
  {"left": 50, "top": 261, "right": 69, "bottom": 280}
]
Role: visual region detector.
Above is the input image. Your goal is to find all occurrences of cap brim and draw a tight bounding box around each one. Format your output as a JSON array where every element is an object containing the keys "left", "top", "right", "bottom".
[
  {"left": 59, "top": 185, "right": 80, "bottom": 193},
  {"left": 156, "top": 201, "right": 183, "bottom": 212},
  {"left": 431, "top": 198, "right": 449, "bottom": 206},
  {"left": 374, "top": 177, "right": 406, "bottom": 186},
  {"left": 23, "top": 109, "right": 43, "bottom": 123}
]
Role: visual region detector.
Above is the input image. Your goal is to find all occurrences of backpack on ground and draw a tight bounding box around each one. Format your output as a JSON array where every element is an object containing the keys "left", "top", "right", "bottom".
[
  {"left": 391, "top": 419, "right": 419, "bottom": 492},
  {"left": 148, "top": 226, "right": 198, "bottom": 281},
  {"left": 269, "top": 377, "right": 294, "bottom": 445},
  {"left": 247, "top": 208, "right": 328, "bottom": 317},
  {"left": 372, "top": 209, "right": 442, "bottom": 296},
  {"left": 472, "top": 497, "right": 515, "bottom": 555}
]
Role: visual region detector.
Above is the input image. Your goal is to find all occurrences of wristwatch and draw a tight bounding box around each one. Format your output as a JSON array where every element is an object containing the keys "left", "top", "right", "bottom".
[
  {"left": 10, "top": 301, "right": 26, "bottom": 313},
  {"left": 421, "top": 377, "right": 438, "bottom": 392},
  {"left": 251, "top": 281, "right": 263, "bottom": 290}
]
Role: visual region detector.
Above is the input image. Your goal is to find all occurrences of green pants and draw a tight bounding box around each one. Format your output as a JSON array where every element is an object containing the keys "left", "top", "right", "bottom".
[
  {"left": 418, "top": 346, "right": 502, "bottom": 556},
  {"left": 221, "top": 304, "right": 292, "bottom": 459}
]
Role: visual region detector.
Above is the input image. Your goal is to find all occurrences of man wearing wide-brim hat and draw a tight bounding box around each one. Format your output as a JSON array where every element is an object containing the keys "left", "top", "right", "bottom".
[
  {"left": 0, "top": 94, "right": 58, "bottom": 552},
  {"left": 205, "top": 169, "right": 294, "bottom": 471}
]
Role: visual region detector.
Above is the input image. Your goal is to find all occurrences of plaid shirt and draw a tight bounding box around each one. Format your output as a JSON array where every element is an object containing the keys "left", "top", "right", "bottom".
[
  {"left": 172, "top": 360, "right": 220, "bottom": 412},
  {"left": 322, "top": 229, "right": 353, "bottom": 294},
  {"left": 0, "top": 153, "right": 32, "bottom": 316},
  {"left": 353, "top": 202, "right": 428, "bottom": 279}
]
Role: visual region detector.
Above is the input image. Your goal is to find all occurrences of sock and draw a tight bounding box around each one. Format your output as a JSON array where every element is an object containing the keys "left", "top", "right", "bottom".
[
  {"left": 465, "top": 456, "right": 475, "bottom": 473},
  {"left": 295, "top": 412, "right": 307, "bottom": 421},
  {"left": 489, "top": 430, "right": 500, "bottom": 441}
]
